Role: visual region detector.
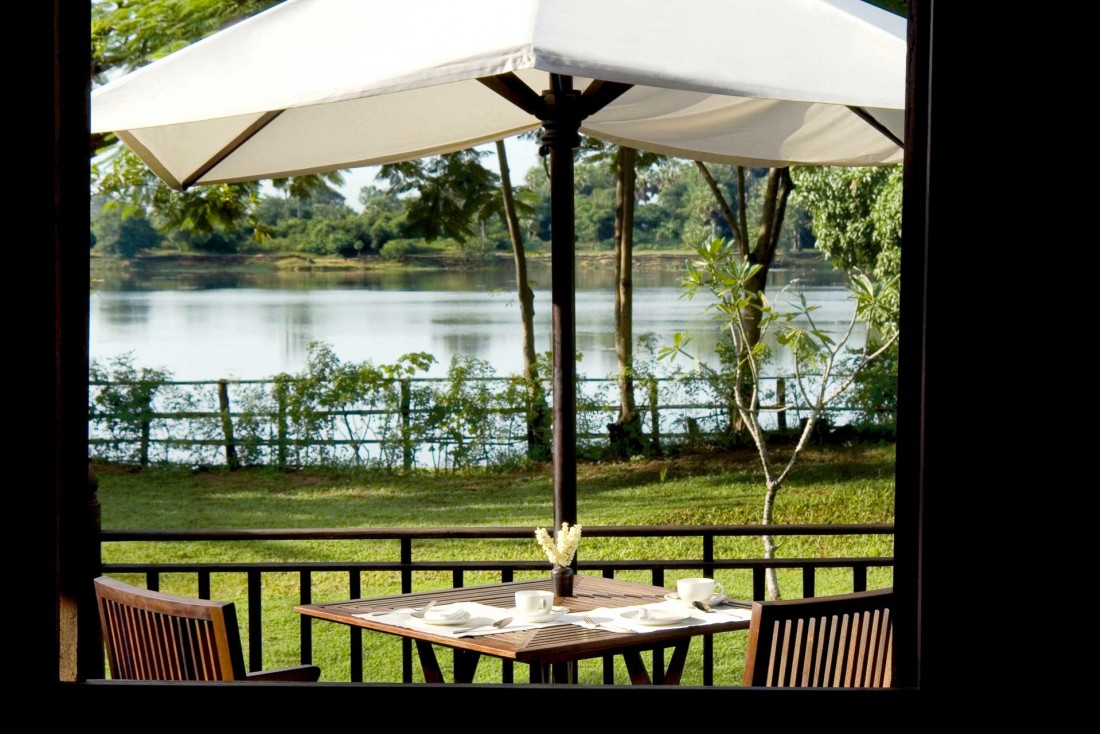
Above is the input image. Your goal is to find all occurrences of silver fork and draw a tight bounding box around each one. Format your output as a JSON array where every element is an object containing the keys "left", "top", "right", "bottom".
[{"left": 582, "top": 615, "right": 631, "bottom": 633}]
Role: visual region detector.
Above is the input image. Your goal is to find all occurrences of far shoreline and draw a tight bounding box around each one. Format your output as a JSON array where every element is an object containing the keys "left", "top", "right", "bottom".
[{"left": 90, "top": 248, "right": 833, "bottom": 280}]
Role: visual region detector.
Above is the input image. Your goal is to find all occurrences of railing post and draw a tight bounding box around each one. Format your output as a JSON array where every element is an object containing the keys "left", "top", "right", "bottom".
[
  {"left": 276, "top": 387, "right": 288, "bottom": 471},
  {"left": 648, "top": 380, "right": 661, "bottom": 455},
  {"left": 218, "top": 379, "right": 240, "bottom": 470},
  {"left": 248, "top": 570, "right": 262, "bottom": 672},
  {"left": 349, "top": 570, "right": 362, "bottom": 682},
  {"left": 400, "top": 378, "right": 412, "bottom": 470},
  {"left": 776, "top": 378, "right": 787, "bottom": 431}
]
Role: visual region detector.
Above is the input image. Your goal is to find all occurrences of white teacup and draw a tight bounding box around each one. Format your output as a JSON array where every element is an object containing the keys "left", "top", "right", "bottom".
[
  {"left": 515, "top": 590, "right": 554, "bottom": 616},
  {"left": 677, "top": 577, "right": 724, "bottom": 602}
]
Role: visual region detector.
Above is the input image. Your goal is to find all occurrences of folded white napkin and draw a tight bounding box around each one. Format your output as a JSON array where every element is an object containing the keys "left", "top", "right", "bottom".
[
  {"left": 353, "top": 601, "right": 574, "bottom": 639},
  {"left": 574, "top": 600, "right": 751, "bottom": 633}
]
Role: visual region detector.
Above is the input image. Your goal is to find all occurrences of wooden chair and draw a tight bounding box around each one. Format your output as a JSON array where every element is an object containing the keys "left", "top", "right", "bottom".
[
  {"left": 742, "top": 587, "right": 893, "bottom": 688},
  {"left": 94, "top": 575, "right": 321, "bottom": 682}
]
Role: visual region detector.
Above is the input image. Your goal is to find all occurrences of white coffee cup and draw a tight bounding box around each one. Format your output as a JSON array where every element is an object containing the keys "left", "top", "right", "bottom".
[
  {"left": 677, "top": 577, "right": 724, "bottom": 602},
  {"left": 515, "top": 590, "right": 554, "bottom": 616}
]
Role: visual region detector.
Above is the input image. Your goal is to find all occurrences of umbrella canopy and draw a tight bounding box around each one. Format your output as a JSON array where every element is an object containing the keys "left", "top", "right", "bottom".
[
  {"left": 91, "top": 0, "right": 904, "bottom": 189},
  {"left": 91, "top": 0, "right": 906, "bottom": 533}
]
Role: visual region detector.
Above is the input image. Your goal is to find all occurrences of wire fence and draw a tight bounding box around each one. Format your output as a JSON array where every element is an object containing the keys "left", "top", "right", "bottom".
[{"left": 89, "top": 370, "right": 894, "bottom": 470}]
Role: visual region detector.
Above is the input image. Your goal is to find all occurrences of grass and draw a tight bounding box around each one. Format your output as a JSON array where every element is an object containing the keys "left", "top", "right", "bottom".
[{"left": 95, "top": 443, "right": 896, "bottom": 686}]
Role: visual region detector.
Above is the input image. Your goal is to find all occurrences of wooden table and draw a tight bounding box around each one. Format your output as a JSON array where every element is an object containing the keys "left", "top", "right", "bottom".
[{"left": 294, "top": 574, "right": 751, "bottom": 685}]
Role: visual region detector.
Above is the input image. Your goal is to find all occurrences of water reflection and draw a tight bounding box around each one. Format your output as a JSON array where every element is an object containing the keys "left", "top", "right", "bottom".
[{"left": 89, "top": 260, "right": 854, "bottom": 381}]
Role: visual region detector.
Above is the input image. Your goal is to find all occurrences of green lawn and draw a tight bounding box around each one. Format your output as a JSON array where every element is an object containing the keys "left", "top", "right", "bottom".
[{"left": 95, "top": 443, "right": 896, "bottom": 686}]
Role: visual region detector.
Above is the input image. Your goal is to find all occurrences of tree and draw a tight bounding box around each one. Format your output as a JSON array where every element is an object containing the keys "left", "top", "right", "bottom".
[
  {"left": 791, "top": 165, "right": 904, "bottom": 431},
  {"left": 271, "top": 171, "right": 347, "bottom": 219},
  {"left": 91, "top": 196, "right": 161, "bottom": 258},
  {"left": 661, "top": 239, "right": 899, "bottom": 600},
  {"left": 791, "top": 166, "right": 903, "bottom": 286}
]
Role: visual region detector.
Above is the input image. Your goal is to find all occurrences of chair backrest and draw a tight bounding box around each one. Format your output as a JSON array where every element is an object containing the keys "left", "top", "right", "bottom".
[
  {"left": 742, "top": 587, "right": 893, "bottom": 688},
  {"left": 94, "top": 575, "right": 248, "bottom": 681}
]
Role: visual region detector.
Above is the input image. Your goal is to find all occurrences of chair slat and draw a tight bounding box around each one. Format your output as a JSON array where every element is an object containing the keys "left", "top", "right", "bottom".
[{"left": 742, "top": 588, "right": 893, "bottom": 689}]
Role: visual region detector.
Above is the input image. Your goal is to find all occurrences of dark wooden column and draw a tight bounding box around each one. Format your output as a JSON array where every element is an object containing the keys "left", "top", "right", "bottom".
[
  {"left": 895, "top": 0, "right": 935, "bottom": 692},
  {"left": 541, "top": 74, "right": 583, "bottom": 532},
  {"left": 50, "top": 0, "right": 99, "bottom": 682}
]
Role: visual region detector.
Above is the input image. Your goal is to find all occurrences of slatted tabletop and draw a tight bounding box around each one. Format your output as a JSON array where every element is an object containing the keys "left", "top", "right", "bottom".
[{"left": 295, "top": 574, "right": 751, "bottom": 684}]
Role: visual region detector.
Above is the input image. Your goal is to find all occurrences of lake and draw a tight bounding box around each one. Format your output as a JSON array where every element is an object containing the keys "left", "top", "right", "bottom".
[{"left": 89, "top": 258, "right": 859, "bottom": 382}]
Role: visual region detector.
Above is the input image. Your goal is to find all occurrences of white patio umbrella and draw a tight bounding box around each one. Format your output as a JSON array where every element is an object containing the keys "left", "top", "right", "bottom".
[{"left": 91, "top": 0, "right": 906, "bottom": 531}]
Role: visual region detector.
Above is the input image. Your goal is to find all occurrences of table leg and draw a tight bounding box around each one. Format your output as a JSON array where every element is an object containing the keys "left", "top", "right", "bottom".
[
  {"left": 414, "top": 641, "right": 481, "bottom": 683},
  {"left": 622, "top": 641, "right": 691, "bottom": 686},
  {"left": 550, "top": 661, "right": 574, "bottom": 684},
  {"left": 414, "top": 640, "right": 446, "bottom": 684},
  {"left": 622, "top": 650, "right": 652, "bottom": 685},
  {"left": 657, "top": 640, "right": 690, "bottom": 685},
  {"left": 453, "top": 649, "right": 482, "bottom": 683},
  {"left": 529, "top": 662, "right": 549, "bottom": 684}
]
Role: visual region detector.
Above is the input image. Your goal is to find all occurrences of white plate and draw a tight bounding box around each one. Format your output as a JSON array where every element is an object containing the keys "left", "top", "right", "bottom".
[
  {"left": 513, "top": 606, "right": 569, "bottom": 624},
  {"left": 620, "top": 609, "right": 691, "bottom": 626},
  {"left": 419, "top": 610, "right": 472, "bottom": 626},
  {"left": 664, "top": 593, "right": 728, "bottom": 607}
]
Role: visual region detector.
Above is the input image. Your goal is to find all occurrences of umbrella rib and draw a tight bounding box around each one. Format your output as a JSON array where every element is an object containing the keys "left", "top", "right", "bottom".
[
  {"left": 579, "top": 80, "right": 634, "bottom": 118},
  {"left": 116, "top": 131, "right": 183, "bottom": 192},
  {"left": 477, "top": 73, "right": 548, "bottom": 118},
  {"left": 180, "top": 110, "right": 285, "bottom": 190},
  {"left": 846, "top": 106, "right": 904, "bottom": 149}
]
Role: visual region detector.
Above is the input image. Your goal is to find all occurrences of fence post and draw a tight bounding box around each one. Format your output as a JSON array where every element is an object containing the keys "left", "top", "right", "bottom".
[
  {"left": 648, "top": 381, "right": 661, "bottom": 455},
  {"left": 139, "top": 390, "right": 152, "bottom": 467},
  {"left": 776, "top": 377, "right": 787, "bottom": 431},
  {"left": 400, "top": 378, "right": 413, "bottom": 470},
  {"left": 276, "top": 388, "right": 288, "bottom": 471},
  {"left": 217, "top": 379, "right": 240, "bottom": 470}
]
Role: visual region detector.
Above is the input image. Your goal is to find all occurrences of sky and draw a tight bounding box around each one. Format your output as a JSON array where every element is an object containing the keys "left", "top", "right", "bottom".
[{"left": 294, "top": 134, "right": 544, "bottom": 212}]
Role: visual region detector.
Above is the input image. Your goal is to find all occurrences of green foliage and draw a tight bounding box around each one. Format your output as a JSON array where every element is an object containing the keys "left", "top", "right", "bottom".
[
  {"left": 89, "top": 353, "right": 212, "bottom": 465},
  {"left": 844, "top": 339, "right": 899, "bottom": 429},
  {"left": 91, "top": 198, "right": 161, "bottom": 258},
  {"left": 379, "top": 150, "right": 501, "bottom": 244},
  {"left": 421, "top": 357, "right": 499, "bottom": 469},
  {"left": 379, "top": 238, "right": 423, "bottom": 260},
  {"left": 267, "top": 343, "right": 437, "bottom": 468},
  {"left": 92, "top": 0, "right": 279, "bottom": 82},
  {"left": 660, "top": 237, "right": 900, "bottom": 464},
  {"left": 458, "top": 235, "right": 497, "bottom": 264},
  {"left": 791, "top": 166, "right": 903, "bottom": 285}
]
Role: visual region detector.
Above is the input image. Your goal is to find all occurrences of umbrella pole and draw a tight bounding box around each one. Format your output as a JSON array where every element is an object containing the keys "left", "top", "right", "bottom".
[
  {"left": 478, "top": 71, "right": 632, "bottom": 537},
  {"left": 541, "top": 74, "right": 582, "bottom": 534}
]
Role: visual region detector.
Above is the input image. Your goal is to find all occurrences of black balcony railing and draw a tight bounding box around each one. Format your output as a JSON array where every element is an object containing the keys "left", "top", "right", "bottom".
[{"left": 99, "top": 523, "right": 894, "bottom": 686}]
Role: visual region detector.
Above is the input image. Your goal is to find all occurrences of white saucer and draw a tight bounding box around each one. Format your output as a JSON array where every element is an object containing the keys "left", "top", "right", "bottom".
[
  {"left": 621, "top": 608, "right": 691, "bottom": 626},
  {"left": 513, "top": 606, "right": 569, "bottom": 624},
  {"left": 665, "top": 592, "right": 728, "bottom": 607},
  {"left": 419, "top": 609, "right": 472, "bottom": 626}
]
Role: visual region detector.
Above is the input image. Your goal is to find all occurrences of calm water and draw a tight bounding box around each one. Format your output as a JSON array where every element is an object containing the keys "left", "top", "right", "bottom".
[{"left": 89, "top": 259, "right": 856, "bottom": 381}]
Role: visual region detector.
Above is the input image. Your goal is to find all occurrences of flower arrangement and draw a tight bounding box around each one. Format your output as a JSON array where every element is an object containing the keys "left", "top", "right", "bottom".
[{"left": 535, "top": 522, "right": 582, "bottom": 568}]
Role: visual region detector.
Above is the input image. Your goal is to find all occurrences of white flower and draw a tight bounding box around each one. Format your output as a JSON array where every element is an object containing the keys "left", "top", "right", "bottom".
[{"left": 535, "top": 522, "right": 583, "bottom": 567}]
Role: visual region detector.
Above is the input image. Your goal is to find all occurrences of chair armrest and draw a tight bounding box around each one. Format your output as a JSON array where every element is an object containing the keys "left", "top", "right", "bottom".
[{"left": 245, "top": 665, "right": 322, "bottom": 682}]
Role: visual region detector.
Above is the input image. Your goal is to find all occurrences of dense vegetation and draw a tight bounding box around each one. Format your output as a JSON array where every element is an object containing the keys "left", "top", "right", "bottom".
[{"left": 92, "top": 156, "right": 823, "bottom": 261}]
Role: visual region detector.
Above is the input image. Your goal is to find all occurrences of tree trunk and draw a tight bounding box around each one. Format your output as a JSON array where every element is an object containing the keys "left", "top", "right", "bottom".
[
  {"left": 761, "top": 480, "right": 781, "bottom": 601},
  {"left": 610, "top": 146, "right": 642, "bottom": 457},
  {"left": 743, "top": 167, "right": 793, "bottom": 348},
  {"left": 496, "top": 140, "right": 549, "bottom": 459}
]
